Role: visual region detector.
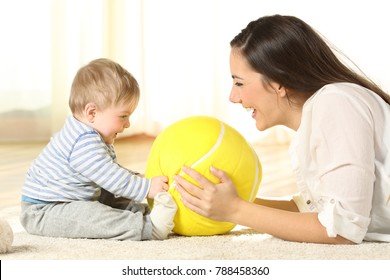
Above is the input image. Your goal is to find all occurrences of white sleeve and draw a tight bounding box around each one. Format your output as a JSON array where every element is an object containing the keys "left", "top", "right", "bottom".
[{"left": 310, "top": 90, "right": 374, "bottom": 243}]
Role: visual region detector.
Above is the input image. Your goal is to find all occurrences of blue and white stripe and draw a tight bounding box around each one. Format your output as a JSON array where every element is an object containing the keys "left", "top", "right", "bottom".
[{"left": 22, "top": 116, "right": 150, "bottom": 203}]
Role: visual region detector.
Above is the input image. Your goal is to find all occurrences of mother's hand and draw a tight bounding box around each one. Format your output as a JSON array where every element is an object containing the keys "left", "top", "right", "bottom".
[{"left": 174, "top": 166, "right": 241, "bottom": 222}]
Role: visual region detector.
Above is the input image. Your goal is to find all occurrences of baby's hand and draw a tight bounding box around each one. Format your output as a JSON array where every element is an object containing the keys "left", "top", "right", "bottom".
[{"left": 147, "top": 176, "right": 169, "bottom": 199}]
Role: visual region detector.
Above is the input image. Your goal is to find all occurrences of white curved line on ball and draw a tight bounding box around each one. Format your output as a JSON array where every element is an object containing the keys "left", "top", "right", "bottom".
[{"left": 190, "top": 121, "right": 225, "bottom": 169}]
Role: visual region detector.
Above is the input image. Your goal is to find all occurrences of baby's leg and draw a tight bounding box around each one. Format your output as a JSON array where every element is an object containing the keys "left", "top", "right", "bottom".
[
  {"left": 150, "top": 192, "right": 177, "bottom": 240},
  {"left": 20, "top": 200, "right": 153, "bottom": 240}
]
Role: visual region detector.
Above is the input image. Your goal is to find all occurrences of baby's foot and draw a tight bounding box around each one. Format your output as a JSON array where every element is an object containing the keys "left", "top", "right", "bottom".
[{"left": 150, "top": 192, "right": 177, "bottom": 240}]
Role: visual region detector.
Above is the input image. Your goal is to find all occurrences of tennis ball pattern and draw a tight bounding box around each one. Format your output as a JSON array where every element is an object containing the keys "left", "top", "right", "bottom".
[{"left": 145, "top": 116, "right": 262, "bottom": 236}]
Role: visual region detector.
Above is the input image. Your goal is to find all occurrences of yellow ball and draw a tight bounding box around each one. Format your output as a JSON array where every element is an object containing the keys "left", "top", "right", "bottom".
[{"left": 145, "top": 116, "right": 262, "bottom": 236}]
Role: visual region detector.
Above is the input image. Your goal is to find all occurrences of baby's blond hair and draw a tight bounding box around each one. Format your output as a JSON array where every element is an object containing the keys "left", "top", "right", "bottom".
[{"left": 69, "top": 58, "right": 140, "bottom": 116}]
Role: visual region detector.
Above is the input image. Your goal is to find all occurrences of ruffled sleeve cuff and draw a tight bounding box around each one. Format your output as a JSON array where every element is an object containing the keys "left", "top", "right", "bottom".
[{"left": 317, "top": 198, "right": 371, "bottom": 244}]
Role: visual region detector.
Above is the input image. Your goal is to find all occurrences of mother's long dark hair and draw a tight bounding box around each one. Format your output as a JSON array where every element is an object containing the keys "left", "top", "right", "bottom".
[{"left": 230, "top": 15, "right": 390, "bottom": 105}]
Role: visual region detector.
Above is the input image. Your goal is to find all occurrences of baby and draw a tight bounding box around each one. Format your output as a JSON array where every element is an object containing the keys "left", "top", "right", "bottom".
[{"left": 20, "top": 58, "right": 177, "bottom": 240}]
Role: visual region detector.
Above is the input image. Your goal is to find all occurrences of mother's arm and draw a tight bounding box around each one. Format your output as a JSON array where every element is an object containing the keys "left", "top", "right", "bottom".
[{"left": 174, "top": 166, "right": 354, "bottom": 244}]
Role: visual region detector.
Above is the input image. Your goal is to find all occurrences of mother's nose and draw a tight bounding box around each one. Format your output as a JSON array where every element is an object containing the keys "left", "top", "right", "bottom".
[{"left": 229, "top": 88, "right": 241, "bottom": 103}]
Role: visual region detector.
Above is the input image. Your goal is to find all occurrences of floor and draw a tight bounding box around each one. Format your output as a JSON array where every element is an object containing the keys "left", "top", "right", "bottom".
[{"left": 0, "top": 135, "right": 296, "bottom": 229}]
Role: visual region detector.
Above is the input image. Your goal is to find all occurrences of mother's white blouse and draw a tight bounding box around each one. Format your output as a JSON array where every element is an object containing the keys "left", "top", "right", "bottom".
[{"left": 290, "top": 83, "right": 390, "bottom": 243}]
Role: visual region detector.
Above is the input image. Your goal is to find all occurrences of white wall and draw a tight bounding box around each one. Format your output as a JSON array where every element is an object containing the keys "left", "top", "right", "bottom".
[{"left": 0, "top": 0, "right": 388, "bottom": 141}]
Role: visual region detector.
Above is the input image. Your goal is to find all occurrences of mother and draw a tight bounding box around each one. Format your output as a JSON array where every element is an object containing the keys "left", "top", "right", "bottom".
[{"left": 175, "top": 15, "right": 390, "bottom": 244}]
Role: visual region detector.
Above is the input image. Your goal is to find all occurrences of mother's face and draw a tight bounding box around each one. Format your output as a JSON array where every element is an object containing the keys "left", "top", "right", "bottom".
[{"left": 229, "top": 48, "right": 291, "bottom": 131}]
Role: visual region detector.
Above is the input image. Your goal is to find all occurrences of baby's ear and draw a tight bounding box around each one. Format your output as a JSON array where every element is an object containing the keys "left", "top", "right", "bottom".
[{"left": 84, "top": 103, "right": 97, "bottom": 123}]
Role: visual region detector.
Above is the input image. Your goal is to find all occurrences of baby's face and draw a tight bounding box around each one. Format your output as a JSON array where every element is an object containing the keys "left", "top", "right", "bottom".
[{"left": 93, "top": 103, "right": 133, "bottom": 144}]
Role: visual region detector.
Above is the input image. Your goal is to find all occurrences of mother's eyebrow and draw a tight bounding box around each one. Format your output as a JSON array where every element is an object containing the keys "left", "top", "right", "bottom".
[{"left": 231, "top": 75, "right": 244, "bottom": 79}]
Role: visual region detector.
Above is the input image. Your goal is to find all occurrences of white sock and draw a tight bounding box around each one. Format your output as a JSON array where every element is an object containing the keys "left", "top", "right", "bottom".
[{"left": 150, "top": 192, "right": 177, "bottom": 240}]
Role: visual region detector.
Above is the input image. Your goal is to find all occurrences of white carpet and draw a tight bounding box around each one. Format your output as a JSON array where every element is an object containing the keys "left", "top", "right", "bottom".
[
  {"left": 1, "top": 205, "right": 390, "bottom": 260},
  {"left": 2, "top": 229, "right": 390, "bottom": 260}
]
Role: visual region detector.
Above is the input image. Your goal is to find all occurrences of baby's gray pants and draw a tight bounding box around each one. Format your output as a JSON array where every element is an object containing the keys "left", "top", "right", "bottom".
[{"left": 20, "top": 190, "right": 153, "bottom": 240}]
